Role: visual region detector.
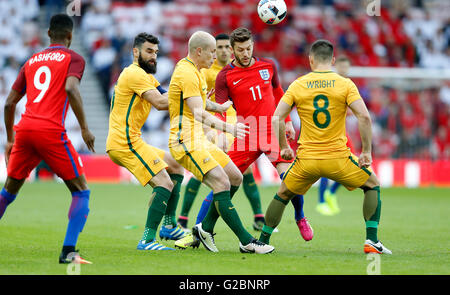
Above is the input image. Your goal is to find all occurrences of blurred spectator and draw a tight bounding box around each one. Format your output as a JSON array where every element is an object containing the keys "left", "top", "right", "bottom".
[
  {"left": 0, "top": 0, "right": 87, "bottom": 154},
  {"left": 439, "top": 81, "right": 450, "bottom": 105},
  {"left": 92, "top": 38, "right": 117, "bottom": 102},
  {"left": 0, "top": 0, "right": 41, "bottom": 152},
  {"left": 419, "top": 39, "right": 448, "bottom": 68},
  {"left": 44, "top": 0, "right": 65, "bottom": 24},
  {"left": 432, "top": 125, "right": 450, "bottom": 159}
]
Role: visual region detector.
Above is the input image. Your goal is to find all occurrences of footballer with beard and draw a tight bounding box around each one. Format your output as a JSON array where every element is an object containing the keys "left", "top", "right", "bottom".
[{"left": 106, "top": 33, "right": 187, "bottom": 251}]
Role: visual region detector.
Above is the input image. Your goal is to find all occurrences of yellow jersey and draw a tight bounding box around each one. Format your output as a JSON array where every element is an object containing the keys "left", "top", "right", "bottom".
[
  {"left": 200, "top": 59, "right": 223, "bottom": 103},
  {"left": 106, "top": 62, "right": 160, "bottom": 151},
  {"left": 281, "top": 71, "right": 362, "bottom": 159},
  {"left": 168, "top": 57, "right": 208, "bottom": 154},
  {"left": 200, "top": 59, "right": 237, "bottom": 123}
]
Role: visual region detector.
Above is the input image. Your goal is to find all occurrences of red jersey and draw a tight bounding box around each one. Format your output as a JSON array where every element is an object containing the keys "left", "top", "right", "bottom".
[
  {"left": 11, "top": 44, "right": 85, "bottom": 132},
  {"left": 215, "top": 57, "right": 289, "bottom": 127}
]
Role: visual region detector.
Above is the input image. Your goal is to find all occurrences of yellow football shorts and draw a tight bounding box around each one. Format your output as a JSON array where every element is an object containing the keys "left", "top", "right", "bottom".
[
  {"left": 283, "top": 153, "right": 372, "bottom": 195},
  {"left": 170, "top": 139, "right": 231, "bottom": 181},
  {"left": 107, "top": 138, "right": 168, "bottom": 186}
]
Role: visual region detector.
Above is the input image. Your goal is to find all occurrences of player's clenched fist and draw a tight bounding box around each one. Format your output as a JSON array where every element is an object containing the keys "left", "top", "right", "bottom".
[
  {"left": 285, "top": 121, "right": 296, "bottom": 141},
  {"left": 280, "top": 147, "right": 295, "bottom": 160},
  {"left": 358, "top": 152, "right": 372, "bottom": 168}
]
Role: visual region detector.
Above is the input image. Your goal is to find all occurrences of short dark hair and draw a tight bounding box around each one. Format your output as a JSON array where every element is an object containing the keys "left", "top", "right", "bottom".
[
  {"left": 310, "top": 39, "right": 334, "bottom": 63},
  {"left": 215, "top": 33, "right": 229, "bottom": 41},
  {"left": 133, "top": 33, "right": 159, "bottom": 49},
  {"left": 230, "top": 27, "right": 252, "bottom": 48},
  {"left": 49, "top": 14, "right": 73, "bottom": 40}
]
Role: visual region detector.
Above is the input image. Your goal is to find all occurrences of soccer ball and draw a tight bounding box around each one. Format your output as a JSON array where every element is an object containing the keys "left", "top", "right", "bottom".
[{"left": 257, "top": 0, "right": 287, "bottom": 25}]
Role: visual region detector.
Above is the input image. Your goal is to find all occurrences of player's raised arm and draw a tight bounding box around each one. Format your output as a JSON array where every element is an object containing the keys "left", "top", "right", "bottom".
[
  {"left": 272, "top": 100, "right": 294, "bottom": 160},
  {"left": 348, "top": 98, "right": 372, "bottom": 168},
  {"left": 185, "top": 96, "right": 248, "bottom": 139},
  {"left": 65, "top": 76, "right": 95, "bottom": 153}
]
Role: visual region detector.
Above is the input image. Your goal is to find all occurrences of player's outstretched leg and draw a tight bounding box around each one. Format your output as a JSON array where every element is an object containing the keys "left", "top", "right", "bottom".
[
  {"left": 242, "top": 168, "right": 265, "bottom": 231},
  {"left": 259, "top": 182, "right": 296, "bottom": 245},
  {"left": 60, "top": 175, "right": 93, "bottom": 264},
  {"left": 291, "top": 195, "right": 313, "bottom": 241},
  {"left": 160, "top": 174, "right": 186, "bottom": 240},
  {"left": 175, "top": 190, "right": 212, "bottom": 249},
  {"left": 0, "top": 188, "right": 16, "bottom": 219},
  {"left": 177, "top": 176, "right": 202, "bottom": 231},
  {"left": 137, "top": 170, "right": 175, "bottom": 251},
  {"left": 317, "top": 177, "right": 334, "bottom": 216},
  {"left": 361, "top": 174, "right": 391, "bottom": 255},
  {"left": 196, "top": 191, "right": 213, "bottom": 224},
  {"left": 196, "top": 163, "right": 274, "bottom": 254},
  {"left": 160, "top": 154, "right": 187, "bottom": 241},
  {"left": 279, "top": 171, "right": 313, "bottom": 241}
]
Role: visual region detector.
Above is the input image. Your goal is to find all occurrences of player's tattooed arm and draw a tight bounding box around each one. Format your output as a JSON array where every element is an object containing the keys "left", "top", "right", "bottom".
[
  {"left": 205, "top": 99, "right": 233, "bottom": 114},
  {"left": 3, "top": 89, "right": 24, "bottom": 164}
]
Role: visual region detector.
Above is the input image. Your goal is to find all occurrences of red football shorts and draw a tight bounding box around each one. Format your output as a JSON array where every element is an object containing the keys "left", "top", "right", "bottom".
[
  {"left": 227, "top": 127, "right": 292, "bottom": 173},
  {"left": 7, "top": 130, "right": 84, "bottom": 180}
]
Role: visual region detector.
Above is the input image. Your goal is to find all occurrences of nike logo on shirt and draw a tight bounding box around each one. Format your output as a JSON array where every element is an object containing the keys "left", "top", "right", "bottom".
[{"left": 233, "top": 79, "right": 242, "bottom": 85}]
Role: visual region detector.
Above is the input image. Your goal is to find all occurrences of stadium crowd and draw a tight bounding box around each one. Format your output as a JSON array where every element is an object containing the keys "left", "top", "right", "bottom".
[{"left": 0, "top": 0, "right": 449, "bottom": 160}]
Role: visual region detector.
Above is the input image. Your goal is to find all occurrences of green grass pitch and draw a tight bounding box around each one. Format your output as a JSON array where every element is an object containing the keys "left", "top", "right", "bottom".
[{"left": 0, "top": 181, "right": 449, "bottom": 275}]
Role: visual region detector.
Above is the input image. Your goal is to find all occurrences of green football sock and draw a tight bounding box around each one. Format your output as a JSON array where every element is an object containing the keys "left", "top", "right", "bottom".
[
  {"left": 201, "top": 198, "right": 220, "bottom": 232},
  {"left": 180, "top": 177, "right": 201, "bottom": 218},
  {"left": 243, "top": 173, "right": 263, "bottom": 215},
  {"left": 202, "top": 185, "right": 239, "bottom": 230},
  {"left": 202, "top": 191, "right": 253, "bottom": 245},
  {"left": 230, "top": 185, "right": 240, "bottom": 199},
  {"left": 142, "top": 186, "right": 171, "bottom": 242},
  {"left": 258, "top": 194, "right": 289, "bottom": 244},
  {"left": 259, "top": 225, "right": 274, "bottom": 244},
  {"left": 363, "top": 186, "right": 381, "bottom": 242},
  {"left": 162, "top": 174, "right": 184, "bottom": 228}
]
